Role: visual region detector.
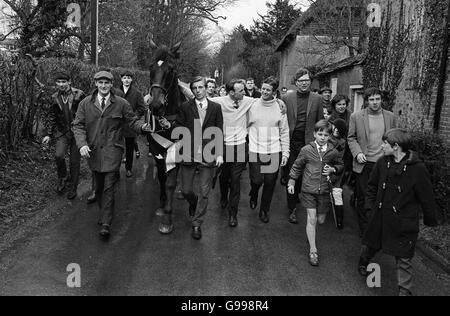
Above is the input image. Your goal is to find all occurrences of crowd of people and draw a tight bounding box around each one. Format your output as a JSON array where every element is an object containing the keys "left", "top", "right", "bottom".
[{"left": 42, "top": 67, "right": 438, "bottom": 296}]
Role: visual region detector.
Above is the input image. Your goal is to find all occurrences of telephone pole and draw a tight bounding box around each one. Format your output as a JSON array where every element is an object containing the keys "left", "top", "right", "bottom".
[{"left": 90, "top": 0, "right": 98, "bottom": 67}]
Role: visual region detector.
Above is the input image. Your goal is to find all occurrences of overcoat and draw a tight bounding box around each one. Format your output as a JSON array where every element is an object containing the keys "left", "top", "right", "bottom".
[
  {"left": 121, "top": 85, "right": 146, "bottom": 138},
  {"left": 363, "top": 152, "right": 438, "bottom": 258},
  {"left": 43, "top": 88, "right": 85, "bottom": 139},
  {"left": 72, "top": 91, "right": 144, "bottom": 173}
]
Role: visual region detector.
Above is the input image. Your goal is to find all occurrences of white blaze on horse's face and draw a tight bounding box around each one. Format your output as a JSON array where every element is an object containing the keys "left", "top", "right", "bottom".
[{"left": 158, "top": 60, "right": 164, "bottom": 67}]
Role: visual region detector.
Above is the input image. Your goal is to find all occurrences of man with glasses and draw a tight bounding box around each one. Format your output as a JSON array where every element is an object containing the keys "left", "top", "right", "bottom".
[{"left": 282, "top": 68, "right": 324, "bottom": 225}]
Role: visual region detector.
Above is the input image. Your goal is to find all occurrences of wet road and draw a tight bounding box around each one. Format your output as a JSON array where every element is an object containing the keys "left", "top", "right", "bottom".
[{"left": 1, "top": 143, "right": 449, "bottom": 296}]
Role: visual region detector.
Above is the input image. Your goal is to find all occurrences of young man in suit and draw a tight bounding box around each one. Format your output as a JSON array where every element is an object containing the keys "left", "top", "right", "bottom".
[
  {"left": 348, "top": 87, "right": 397, "bottom": 236},
  {"left": 42, "top": 71, "right": 85, "bottom": 200},
  {"left": 281, "top": 68, "right": 324, "bottom": 225},
  {"left": 120, "top": 70, "right": 146, "bottom": 178},
  {"left": 175, "top": 77, "right": 224, "bottom": 240}
]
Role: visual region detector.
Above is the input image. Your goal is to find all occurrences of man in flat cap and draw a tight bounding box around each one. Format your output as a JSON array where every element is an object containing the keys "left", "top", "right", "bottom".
[
  {"left": 42, "top": 71, "right": 86, "bottom": 200},
  {"left": 73, "top": 71, "right": 150, "bottom": 239},
  {"left": 320, "top": 86, "right": 333, "bottom": 114},
  {"left": 120, "top": 70, "right": 146, "bottom": 178}
]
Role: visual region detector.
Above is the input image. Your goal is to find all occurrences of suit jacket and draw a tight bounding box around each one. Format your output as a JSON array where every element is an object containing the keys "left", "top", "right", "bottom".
[
  {"left": 348, "top": 108, "right": 397, "bottom": 174},
  {"left": 43, "top": 87, "right": 85, "bottom": 139},
  {"left": 72, "top": 91, "right": 144, "bottom": 173},
  {"left": 245, "top": 89, "right": 261, "bottom": 99},
  {"left": 121, "top": 85, "right": 146, "bottom": 138},
  {"left": 282, "top": 90, "right": 324, "bottom": 145},
  {"left": 175, "top": 99, "right": 224, "bottom": 166}
]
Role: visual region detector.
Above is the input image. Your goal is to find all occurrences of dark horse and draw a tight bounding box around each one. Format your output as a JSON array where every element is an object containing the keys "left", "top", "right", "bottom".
[{"left": 147, "top": 41, "right": 191, "bottom": 234}]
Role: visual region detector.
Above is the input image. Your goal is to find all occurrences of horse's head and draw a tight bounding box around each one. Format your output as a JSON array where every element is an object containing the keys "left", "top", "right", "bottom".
[{"left": 149, "top": 41, "right": 182, "bottom": 117}]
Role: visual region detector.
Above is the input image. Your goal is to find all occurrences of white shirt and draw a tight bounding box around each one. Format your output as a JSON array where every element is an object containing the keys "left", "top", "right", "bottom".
[
  {"left": 211, "top": 96, "right": 256, "bottom": 146},
  {"left": 123, "top": 85, "right": 130, "bottom": 95},
  {"left": 195, "top": 98, "right": 208, "bottom": 126},
  {"left": 97, "top": 93, "right": 111, "bottom": 105},
  {"left": 315, "top": 142, "right": 328, "bottom": 155}
]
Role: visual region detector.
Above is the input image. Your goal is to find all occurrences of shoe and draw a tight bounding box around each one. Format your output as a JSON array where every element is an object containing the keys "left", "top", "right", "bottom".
[
  {"left": 136, "top": 151, "right": 141, "bottom": 159},
  {"left": 100, "top": 224, "right": 111, "bottom": 239},
  {"left": 220, "top": 199, "right": 228, "bottom": 209},
  {"left": 250, "top": 197, "right": 258, "bottom": 210},
  {"left": 192, "top": 227, "right": 202, "bottom": 240},
  {"left": 259, "top": 211, "right": 269, "bottom": 224},
  {"left": 56, "top": 178, "right": 66, "bottom": 194},
  {"left": 189, "top": 196, "right": 198, "bottom": 218},
  {"left": 67, "top": 190, "right": 77, "bottom": 200},
  {"left": 289, "top": 208, "right": 299, "bottom": 224},
  {"left": 87, "top": 192, "right": 97, "bottom": 204},
  {"left": 126, "top": 170, "right": 133, "bottom": 178},
  {"left": 229, "top": 216, "right": 238, "bottom": 228},
  {"left": 309, "top": 252, "right": 320, "bottom": 267}
]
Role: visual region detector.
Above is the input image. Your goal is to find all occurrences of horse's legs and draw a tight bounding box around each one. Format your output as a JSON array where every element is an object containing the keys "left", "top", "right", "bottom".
[
  {"left": 155, "top": 158, "right": 167, "bottom": 207},
  {"left": 159, "top": 167, "right": 178, "bottom": 235}
]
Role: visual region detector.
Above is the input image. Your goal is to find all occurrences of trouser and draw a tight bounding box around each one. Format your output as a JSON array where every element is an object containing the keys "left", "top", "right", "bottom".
[
  {"left": 55, "top": 135, "right": 81, "bottom": 190},
  {"left": 94, "top": 171, "right": 120, "bottom": 226},
  {"left": 219, "top": 143, "right": 248, "bottom": 217},
  {"left": 360, "top": 245, "right": 413, "bottom": 295},
  {"left": 355, "top": 162, "right": 375, "bottom": 235},
  {"left": 180, "top": 164, "right": 215, "bottom": 227},
  {"left": 286, "top": 138, "right": 305, "bottom": 211},
  {"left": 249, "top": 153, "right": 281, "bottom": 213},
  {"left": 125, "top": 137, "right": 136, "bottom": 171}
]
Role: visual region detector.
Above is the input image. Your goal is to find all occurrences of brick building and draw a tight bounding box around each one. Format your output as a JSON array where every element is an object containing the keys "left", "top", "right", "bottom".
[{"left": 0, "top": 0, "right": 18, "bottom": 54}]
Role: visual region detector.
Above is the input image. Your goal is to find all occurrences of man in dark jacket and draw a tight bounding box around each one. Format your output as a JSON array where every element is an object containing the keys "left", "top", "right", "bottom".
[
  {"left": 120, "top": 70, "right": 146, "bottom": 178},
  {"left": 73, "top": 71, "right": 149, "bottom": 239},
  {"left": 173, "top": 76, "right": 224, "bottom": 240},
  {"left": 358, "top": 129, "right": 438, "bottom": 296},
  {"left": 42, "top": 71, "right": 85, "bottom": 200},
  {"left": 245, "top": 78, "right": 261, "bottom": 99},
  {"left": 282, "top": 68, "right": 324, "bottom": 224}
]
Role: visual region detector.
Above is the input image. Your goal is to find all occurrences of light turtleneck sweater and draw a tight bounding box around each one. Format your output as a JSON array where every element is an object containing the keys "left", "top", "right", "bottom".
[
  {"left": 248, "top": 98, "right": 290, "bottom": 158},
  {"left": 367, "top": 108, "right": 385, "bottom": 162}
]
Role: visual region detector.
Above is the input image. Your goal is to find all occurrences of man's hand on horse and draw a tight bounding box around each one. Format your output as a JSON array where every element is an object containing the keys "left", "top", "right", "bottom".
[
  {"left": 216, "top": 156, "right": 224, "bottom": 167},
  {"left": 141, "top": 123, "right": 154, "bottom": 134},
  {"left": 80, "top": 146, "right": 91, "bottom": 159},
  {"left": 158, "top": 117, "right": 171, "bottom": 130}
]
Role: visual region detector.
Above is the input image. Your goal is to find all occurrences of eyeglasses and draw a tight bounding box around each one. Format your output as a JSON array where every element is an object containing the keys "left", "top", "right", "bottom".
[{"left": 296, "top": 79, "right": 311, "bottom": 83}]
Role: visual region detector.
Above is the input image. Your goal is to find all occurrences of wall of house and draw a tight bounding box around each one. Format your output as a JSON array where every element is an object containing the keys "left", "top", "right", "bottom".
[{"left": 278, "top": 35, "right": 355, "bottom": 91}]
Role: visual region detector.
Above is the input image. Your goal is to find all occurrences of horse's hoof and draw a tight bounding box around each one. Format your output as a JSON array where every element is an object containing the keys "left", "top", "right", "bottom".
[
  {"left": 159, "top": 224, "right": 174, "bottom": 235},
  {"left": 155, "top": 208, "right": 165, "bottom": 217}
]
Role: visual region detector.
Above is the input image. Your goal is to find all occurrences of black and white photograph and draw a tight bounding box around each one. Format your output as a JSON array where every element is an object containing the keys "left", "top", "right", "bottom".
[{"left": 0, "top": 0, "right": 450, "bottom": 300}]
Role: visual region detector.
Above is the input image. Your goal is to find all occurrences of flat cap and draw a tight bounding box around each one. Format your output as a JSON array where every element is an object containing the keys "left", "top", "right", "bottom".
[
  {"left": 94, "top": 71, "right": 114, "bottom": 81},
  {"left": 54, "top": 71, "right": 70, "bottom": 81}
]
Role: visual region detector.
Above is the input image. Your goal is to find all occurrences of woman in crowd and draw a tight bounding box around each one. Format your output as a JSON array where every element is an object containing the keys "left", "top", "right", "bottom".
[
  {"left": 247, "top": 77, "right": 290, "bottom": 223},
  {"left": 329, "top": 94, "right": 352, "bottom": 127}
]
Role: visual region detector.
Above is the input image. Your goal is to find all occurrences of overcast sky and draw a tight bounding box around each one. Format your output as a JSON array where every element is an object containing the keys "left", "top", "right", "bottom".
[{"left": 207, "top": 0, "right": 310, "bottom": 50}]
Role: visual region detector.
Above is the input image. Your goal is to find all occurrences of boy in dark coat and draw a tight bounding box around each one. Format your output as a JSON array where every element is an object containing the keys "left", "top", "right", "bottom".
[
  {"left": 358, "top": 129, "right": 438, "bottom": 296},
  {"left": 288, "top": 120, "right": 344, "bottom": 267}
]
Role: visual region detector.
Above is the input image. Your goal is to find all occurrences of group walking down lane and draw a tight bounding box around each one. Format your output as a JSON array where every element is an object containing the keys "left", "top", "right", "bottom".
[{"left": 31, "top": 66, "right": 447, "bottom": 296}]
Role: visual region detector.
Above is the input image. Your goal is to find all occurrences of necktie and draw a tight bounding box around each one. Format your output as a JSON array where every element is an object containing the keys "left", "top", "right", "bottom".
[
  {"left": 319, "top": 146, "right": 324, "bottom": 160},
  {"left": 234, "top": 100, "right": 239, "bottom": 109},
  {"left": 199, "top": 102, "right": 203, "bottom": 109},
  {"left": 101, "top": 97, "right": 106, "bottom": 110}
]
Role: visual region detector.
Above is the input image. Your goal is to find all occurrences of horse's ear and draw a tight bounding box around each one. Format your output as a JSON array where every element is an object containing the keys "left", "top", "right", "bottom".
[
  {"left": 171, "top": 41, "right": 182, "bottom": 54},
  {"left": 149, "top": 38, "right": 158, "bottom": 49}
]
